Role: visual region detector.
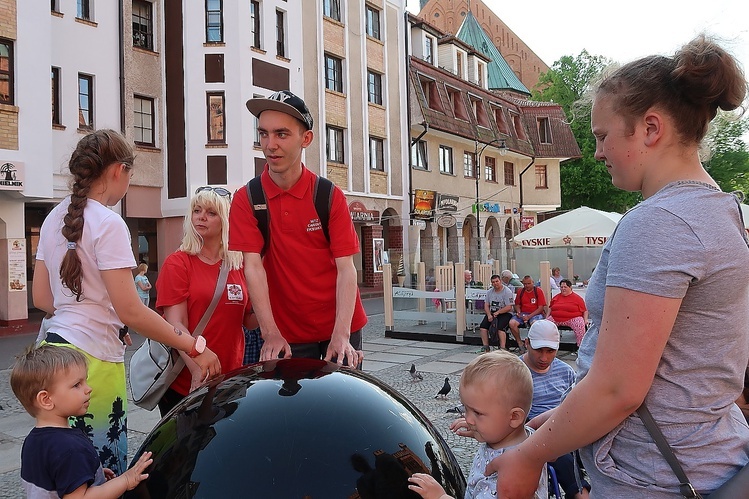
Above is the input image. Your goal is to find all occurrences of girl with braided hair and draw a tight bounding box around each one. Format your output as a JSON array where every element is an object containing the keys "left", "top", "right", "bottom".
[{"left": 32, "top": 129, "right": 221, "bottom": 474}]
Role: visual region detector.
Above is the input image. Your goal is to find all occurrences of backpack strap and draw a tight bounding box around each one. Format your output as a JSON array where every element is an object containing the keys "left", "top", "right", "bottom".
[
  {"left": 313, "top": 175, "right": 334, "bottom": 243},
  {"left": 245, "top": 176, "right": 270, "bottom": 256}
]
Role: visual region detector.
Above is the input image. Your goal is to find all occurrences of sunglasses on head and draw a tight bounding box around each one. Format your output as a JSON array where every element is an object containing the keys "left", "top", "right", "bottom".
[{"left": 195, "top": 186, "right": 231, "bottom": 197}]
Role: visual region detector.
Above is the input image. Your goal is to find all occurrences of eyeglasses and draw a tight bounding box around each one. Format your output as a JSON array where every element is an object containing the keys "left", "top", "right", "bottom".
[{"left": 195, "top": 186, "right": 231, "bottom": 197}]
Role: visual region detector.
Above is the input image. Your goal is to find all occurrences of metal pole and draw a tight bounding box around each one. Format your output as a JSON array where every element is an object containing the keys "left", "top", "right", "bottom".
[{"left": 475, "top": 142, "right": 481, "bottom": 265}]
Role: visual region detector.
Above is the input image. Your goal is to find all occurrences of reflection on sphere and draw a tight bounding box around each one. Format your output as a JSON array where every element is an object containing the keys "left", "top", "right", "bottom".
[{"left": 125, "top": 358, "right": 466, "bottom": 498}]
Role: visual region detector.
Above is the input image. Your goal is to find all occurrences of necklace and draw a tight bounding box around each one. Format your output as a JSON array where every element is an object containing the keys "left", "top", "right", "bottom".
[{"left": 198, "top": 251, "right": 221, "bottom": 264}]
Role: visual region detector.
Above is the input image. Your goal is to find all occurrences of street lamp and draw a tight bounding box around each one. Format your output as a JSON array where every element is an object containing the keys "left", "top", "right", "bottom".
[{"left": 474, "top": 138, "right": 507, "bottom": 265}]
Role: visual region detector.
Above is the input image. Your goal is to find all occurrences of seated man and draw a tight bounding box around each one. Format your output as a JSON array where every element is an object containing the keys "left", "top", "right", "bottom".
[
  {"left": 478, "top": 274, "right": 515, "bottom": 352},
  {"left": 500, "top": 269, "right": 522, "bottom": 292},
  {"left": 522, "top": 320, "right": 590, "bottom": 499},
  {"left": 508, "top": 275, "right": 546, "bottom": 352}
]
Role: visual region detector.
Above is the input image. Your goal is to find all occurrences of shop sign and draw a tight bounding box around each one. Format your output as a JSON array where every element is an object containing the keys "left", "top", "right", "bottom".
[
  {"left": 414, "top": 189, "right": 436, "bottom": 219},
  {"left": 436, "top": 193, "right": 459, "bottom": 212},
  {"left": 472, "top": 202, "right": 501, "bottom": 213},
  {"left": 436, "top": 213, "right": 456, "bottom": 228},
  {"left": 521, "top": 215, "right": 535, "bottom": 231},
  {"left": 0, "top": 161, "right": 24, "bottom": 191},
  {"left": 349, "top": 201, "right": 380, "bottom": 223},
  {"left": 8, "top": 239, "right": 26, "bottom": 292}
]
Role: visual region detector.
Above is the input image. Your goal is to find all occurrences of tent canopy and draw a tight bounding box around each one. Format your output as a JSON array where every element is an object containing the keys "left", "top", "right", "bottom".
[{"left": 512, "top": 206, "right": 622, "bottom": 248}]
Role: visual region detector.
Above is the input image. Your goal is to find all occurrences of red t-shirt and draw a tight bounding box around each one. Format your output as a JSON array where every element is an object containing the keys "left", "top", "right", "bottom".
[
  {"left": 549, "top": 291, "right": 586, "bottom": 322},
  {"left": 228, "top": 165, "right": 367, "bottom": 344},
  {"left": 156, "top": 252, "right": 250, "bottom": 395},
  {"left": 514, "top": 286, "right": 547, "bottom": 314}
]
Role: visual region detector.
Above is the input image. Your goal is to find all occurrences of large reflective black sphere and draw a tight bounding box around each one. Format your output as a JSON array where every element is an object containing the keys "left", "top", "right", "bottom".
[{"left": 125, "top": 358, "right": 466, "bottom": 498}]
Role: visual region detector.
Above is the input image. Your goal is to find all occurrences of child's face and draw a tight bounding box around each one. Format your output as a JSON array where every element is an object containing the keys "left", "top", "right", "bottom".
[
  {"left": 460, "top": 381, "right": 516, "bottom": 447},
  {"left": 46, "top": 364, "right": 92, "bottom": 417}
]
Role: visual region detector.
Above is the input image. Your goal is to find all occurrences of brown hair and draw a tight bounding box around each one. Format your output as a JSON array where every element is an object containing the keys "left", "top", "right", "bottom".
[
  {"left": 60, "top": 130, "right": 134, "bottom": 300},
  {"left": 10, "top": 344, "right": 88, "bottom": 417},
  {"left": 595, "top": 35, "right": 747, "bottom": 144},
  {"left": 460, "top": 350, "right": 533, "bottom": 414}
]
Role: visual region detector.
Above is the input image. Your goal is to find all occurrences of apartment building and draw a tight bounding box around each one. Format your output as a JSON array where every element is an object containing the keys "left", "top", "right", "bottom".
[
  {"left": 301, "top": 0, "right": 409, "bottom": 287},
  {"left": 408, "top": 12, "right": 580, "bottom": 271}
]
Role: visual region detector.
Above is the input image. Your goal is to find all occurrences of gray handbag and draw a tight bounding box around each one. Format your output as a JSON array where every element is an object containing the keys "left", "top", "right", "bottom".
[
  {"left": 637, "top": 403, "right": 749, "bottom": 498},
  {"left": 129, "top": 264, "right": 229, "bottom": 410}
]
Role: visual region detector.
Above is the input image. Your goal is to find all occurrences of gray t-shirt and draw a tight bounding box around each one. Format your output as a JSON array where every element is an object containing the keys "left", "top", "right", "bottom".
[
  {"left": 484, "top": 285, "right": 515, "bottom": 313},
  {"left": 577, "top": 181, "right": 749, "bottom": 494}
]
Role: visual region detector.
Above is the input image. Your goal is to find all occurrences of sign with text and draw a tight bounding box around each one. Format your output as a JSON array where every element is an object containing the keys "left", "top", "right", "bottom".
[
  {"left": 8, "top": 239, "right": 26, "bottom": 292},
  {"left": 413, "top": 189, "right": 436, "bottom": 219},
  {"left": 436, "top": 193, "right": 459, "bottom": 212},
  {"left": 0, "top": 161, "right": 24, "bottom": 191},
  {"left": 521, "top": 216, "right": 535, "bottom": 232},
  {"left": 349, "top": 201, "right": 380, "bottom": 223}
]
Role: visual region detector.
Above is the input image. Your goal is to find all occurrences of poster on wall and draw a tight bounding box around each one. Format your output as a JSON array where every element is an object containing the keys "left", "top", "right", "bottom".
[
  {"left": 8, "top": 238, "right": 26, "bottom": 292},
  {"left": 373, "top": 238, "right": 384, "bottom": 273}
]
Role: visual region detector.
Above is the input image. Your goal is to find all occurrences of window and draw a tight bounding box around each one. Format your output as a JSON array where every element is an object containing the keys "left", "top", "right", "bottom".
[
  {"left": 447, "top": 88, "right": 468, "bottom": 120},
  {"left": 324, "top": 54, "right": 343, "bottom": 92},
  {"left": 51, "top": 67, "right": 61, "bottom": 125},
  {"left": 424, "top": 36, "right": 434, "bottom": 64},
  {"left": 77, "top": 0, "right": 90, "bottom": 20},
  {"left": 477, "top": 62, "right": 484, "bottom": 86},
  {"left": 323, "top": 0, "right": 340, "bottom": 21},
  {"left": 512, "top": 113, "right": 527, "bottom": 140},
  {"left": 411, "top": 140, "right": 427, "bottom": 169},
  {"left": 250, "top": 1, "right": 261, "bottom": 49},
  {"left": 132, "top": 1, "right": 153, "bottom": 50},
  {"left": 365, "top": 5, "right": 380, "bottom": 40},
  {"left": 367, "top": 70, "right": 382, "bottom": 105},
  {"left": 0, "top": 40, "right": 13, "bottom": 105},
  {"left": 535, "top": 165, "right": 548, "bottom": 189},
  {"left": 456, "top": 51, "right": 463, "bottom": 79},
  {"left": 51, "top": 1, "right": 60, "bottom": 12},
  {"left": 326, "top": 126, "right": 344, "bottom": 163},
  {"left": 276, "top": 9, "right": 286, "bottom": 57},
  {"left": 207, "top": 92, "right": 225, "bottom": 143},
  {"left": 420, "top": 77, "right": 443, "bottom": 112},
  {"left": 463, "top": 151, "right": 476, "bottom": 178},
  {"left": 252, "top": 93, "right": 262, "bottom": 146},
  {"left": 538, "top": 117, "right": 552, "bottom": 144},
  {"left": 495, "top": 107, "right": 509, "bottom": 134},
  {"left": 369, "top": 137, "right": 384, "bottom": 171},
  {"left": 472, "top": 98, "right": 490, "bottom": 127},
  {"left": 78, "top": 74, "right": 93, "bottom": 129},
  {"left": 439, "top": 145, "right": 453, "bottom": 174},
  {"left": 134, "top": 96, "right": 154, "bottom": 146},
  {"left": 485, "top": 156, "right": 496, "bottom": 182},
  {"left": 503, "top": 161, "right": 514, "bottom": 186},
  {"left": 206, "top": 0, "right": 223, "bottom": 42}
]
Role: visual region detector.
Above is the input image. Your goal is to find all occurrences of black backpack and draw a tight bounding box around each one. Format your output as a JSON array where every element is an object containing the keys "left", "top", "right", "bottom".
[{"left": 245, "top": 175, "right": 334, "bottom": 256}]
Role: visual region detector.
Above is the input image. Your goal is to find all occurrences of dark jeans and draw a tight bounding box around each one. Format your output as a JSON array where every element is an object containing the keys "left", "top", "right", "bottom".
[
  {"left": 550, "top": 452, "right": 590, "bottom": 497},
  {"left": 479, "top": 312, "right": 512, "bottom": 332},
  {"left": 289, "top": 329, "right": 363, "bottom": 369}
]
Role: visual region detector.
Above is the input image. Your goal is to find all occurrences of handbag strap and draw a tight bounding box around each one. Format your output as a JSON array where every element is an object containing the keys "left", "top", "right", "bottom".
[
  {"left": 190, "top": 263, "right": 230, "bottom": 338},
  {"left": 636, "top": 404, "right": 703, "bottom": 499}
]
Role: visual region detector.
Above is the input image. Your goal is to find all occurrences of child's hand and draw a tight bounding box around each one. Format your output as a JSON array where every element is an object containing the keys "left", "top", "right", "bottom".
[
  {"left": 103, "top": 468, "right": 115, "bottom": 481},
  {"left": 122, "top": 452, "right": 153, "bottom": 490},
  {"left": 408, "top": 473, "right": 452, "bottom": 499},
  {"left": 449, "top": 417, "right": 480, "bottom": 441}
]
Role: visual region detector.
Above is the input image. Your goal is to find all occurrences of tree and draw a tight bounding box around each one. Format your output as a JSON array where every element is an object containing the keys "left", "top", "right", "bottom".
[
  {"left": 703, "top": 112, "right": 749, "bottom": 196},
  {"left": 532, "top": 51, "right": 640, "bottom": 212}
]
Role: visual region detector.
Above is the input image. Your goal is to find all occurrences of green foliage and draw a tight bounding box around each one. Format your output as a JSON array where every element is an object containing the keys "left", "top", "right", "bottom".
[
  {"left": 703, "top": 112, "right": 749, "bottom": 196},
  {"left": 532, "top": 51, "right": 640, "bottom": 212}
]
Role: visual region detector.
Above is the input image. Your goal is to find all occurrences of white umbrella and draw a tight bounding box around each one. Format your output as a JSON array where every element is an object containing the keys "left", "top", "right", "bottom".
[{"left": 512, "top": 206, "right": 622, "bottom": 248}]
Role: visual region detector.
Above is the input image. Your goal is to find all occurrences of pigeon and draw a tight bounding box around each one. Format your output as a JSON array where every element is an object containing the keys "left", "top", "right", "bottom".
[
  {"left": 409, "top": 363, "right": 423, "bottom": 381},
  {"left": 435, "top": 377, "right": 451, "bottom": 399},
  {"left": 446, "top": 404, "right": 465, "bottom": 415}
]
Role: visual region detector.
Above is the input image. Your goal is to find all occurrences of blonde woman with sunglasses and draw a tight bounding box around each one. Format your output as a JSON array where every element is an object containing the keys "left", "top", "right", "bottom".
[{"left": 154, "top": 186, "right": 256, "bottom": 416}]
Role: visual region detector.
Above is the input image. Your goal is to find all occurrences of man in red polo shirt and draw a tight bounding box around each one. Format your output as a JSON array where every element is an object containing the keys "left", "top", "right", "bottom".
[{"left": 229, "top": 90, "right": 366, "bottom": 367}]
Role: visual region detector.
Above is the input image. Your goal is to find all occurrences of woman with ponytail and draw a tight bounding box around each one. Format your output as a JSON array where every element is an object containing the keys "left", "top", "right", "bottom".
[{"left": 32, "top": 130, "right": 221, "bottom": 474}]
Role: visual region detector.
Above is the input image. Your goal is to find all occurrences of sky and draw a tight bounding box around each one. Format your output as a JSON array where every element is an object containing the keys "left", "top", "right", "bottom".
[{"left": 406, "top": 0, "right": 749, "bottom": 74}]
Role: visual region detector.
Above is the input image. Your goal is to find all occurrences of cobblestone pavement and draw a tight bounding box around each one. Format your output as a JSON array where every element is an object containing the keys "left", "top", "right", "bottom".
[{"left": 0, "top": 313, "right": 576, "bottom": 496}]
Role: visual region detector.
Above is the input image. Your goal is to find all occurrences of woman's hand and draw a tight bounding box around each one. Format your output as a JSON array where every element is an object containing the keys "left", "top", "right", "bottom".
[{"left": 188, "top": 363, "right": 209, "bottom": 393}]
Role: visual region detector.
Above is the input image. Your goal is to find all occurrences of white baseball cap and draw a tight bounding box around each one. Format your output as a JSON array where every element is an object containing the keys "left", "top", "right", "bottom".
[{"left": 527, "top": 320, "right": 560, "bottom": 350}]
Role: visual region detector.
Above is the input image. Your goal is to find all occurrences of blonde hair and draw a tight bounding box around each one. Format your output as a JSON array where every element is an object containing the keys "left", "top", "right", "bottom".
[
  {"left": 137, "top": 262, "right": 148, "bottom": 274},
  {"left": 10, "top": 344, "right": 88, "bottom": 417},
  {"left": 179, "top": 188, "right": 242, "bottom": 271},
  {"left": 460, "top": 350, "right": 533, "bottom": 414}
]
